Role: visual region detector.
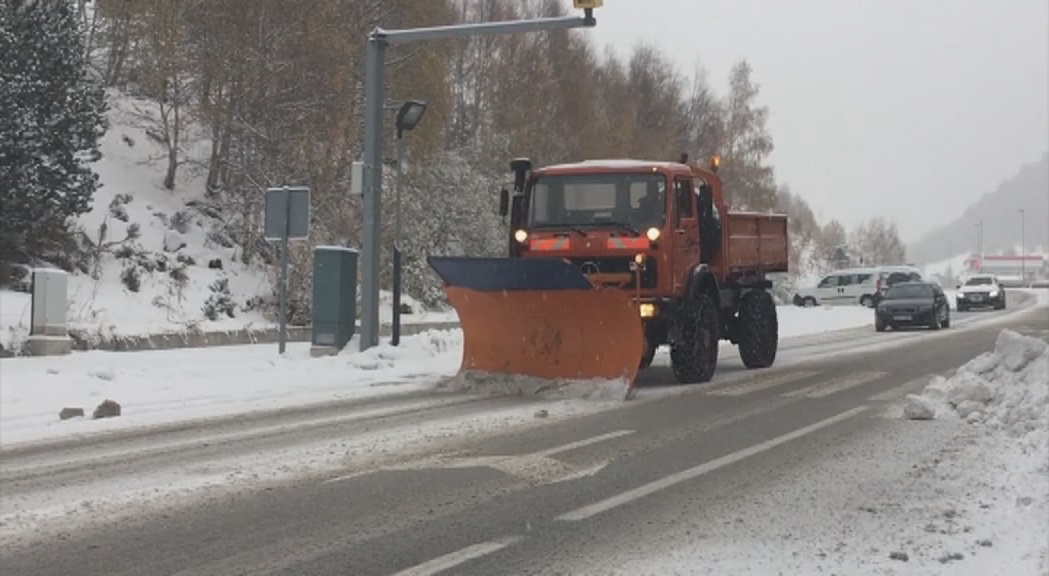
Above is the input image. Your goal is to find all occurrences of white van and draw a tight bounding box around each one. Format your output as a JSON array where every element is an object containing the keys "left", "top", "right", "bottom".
[{"left": 793, "top": 266, "right": 924, "bottom": 308}]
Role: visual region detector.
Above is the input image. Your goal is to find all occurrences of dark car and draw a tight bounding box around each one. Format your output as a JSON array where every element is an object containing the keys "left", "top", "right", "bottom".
[{"left": 874, "top": 281, "right": 951, "bottom": 332}]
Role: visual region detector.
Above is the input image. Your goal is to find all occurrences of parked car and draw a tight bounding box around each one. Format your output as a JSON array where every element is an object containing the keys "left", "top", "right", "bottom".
[
  {"left": 794, "top": 265, "right": 924, "bottom": 308},
  {"left": 874, "top": 281, "right": 951, "bottom": 332},
  {"left": 955, "top": 274, "right": 1006, "bottom": 311}
]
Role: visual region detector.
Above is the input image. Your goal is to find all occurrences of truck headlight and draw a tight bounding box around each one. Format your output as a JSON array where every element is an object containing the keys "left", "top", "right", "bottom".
[
  {"left": 639, "top": 303, "right": 656, "bottom": 318},
  {"left": 646, "top": 227, "right": 660, "bottom": 242},
  {"left": 514, "top": 229, "right": 528, "bottom": 243}
]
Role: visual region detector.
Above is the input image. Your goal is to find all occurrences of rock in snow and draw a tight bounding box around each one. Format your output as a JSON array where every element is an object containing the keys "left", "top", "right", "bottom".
[{"left": 163, "top": 230, "right": 186, "bottom": 252}]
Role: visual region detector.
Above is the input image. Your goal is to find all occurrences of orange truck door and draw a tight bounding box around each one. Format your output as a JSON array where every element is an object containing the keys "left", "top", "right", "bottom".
[{"left": 671, "top": 176, "right": 699, "bottom": 293}]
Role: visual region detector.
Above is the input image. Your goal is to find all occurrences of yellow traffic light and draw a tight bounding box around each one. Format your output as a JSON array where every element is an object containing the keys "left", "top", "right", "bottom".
[{"left": 574, "top": 0, "right": 604, "bottom": 9}]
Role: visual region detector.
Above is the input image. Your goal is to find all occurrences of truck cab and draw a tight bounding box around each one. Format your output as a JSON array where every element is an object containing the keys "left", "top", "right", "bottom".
[
  {"left": 500, "top": 158, "right": 723, "bottom": 300},
  {"left": 497, "top": 156, "right": 788, "bottom": 381}
]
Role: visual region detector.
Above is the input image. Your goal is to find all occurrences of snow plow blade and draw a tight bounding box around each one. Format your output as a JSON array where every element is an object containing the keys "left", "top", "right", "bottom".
[{"left": 428, "top": 256, "right": 644, "bottom": 385}]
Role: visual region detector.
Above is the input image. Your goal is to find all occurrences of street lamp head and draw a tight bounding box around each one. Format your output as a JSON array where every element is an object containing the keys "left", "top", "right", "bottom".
[{"left": 396, "top": 100, "right": 428, "bottom": 137}]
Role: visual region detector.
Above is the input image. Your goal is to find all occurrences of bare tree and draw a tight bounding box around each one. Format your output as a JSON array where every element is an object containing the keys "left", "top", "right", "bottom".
[
  {"left": 850, "top": 217, "right": 907, "bottom": 266},
  {"left": 719, "top": 60, "right": 776, "bottom": 211}
]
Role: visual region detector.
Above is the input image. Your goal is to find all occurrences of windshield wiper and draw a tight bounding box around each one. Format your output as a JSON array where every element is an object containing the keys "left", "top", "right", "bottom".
[
  {"left": 531, "top": 224, "right": 588, "bottom": 236},
  {"left": 605, "top": 221, "right": 640, "bottom": 236}
]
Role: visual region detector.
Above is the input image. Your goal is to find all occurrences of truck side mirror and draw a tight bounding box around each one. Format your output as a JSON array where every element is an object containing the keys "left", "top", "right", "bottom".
[
  {"left": 699, "top": 184, "right": 714, "bottom": 217},
  {"left": 510, "top": 194, "right": 526, "bottom": 229},
  {"left": 498, "top": 188, "right": 509, "bottom": 217}
]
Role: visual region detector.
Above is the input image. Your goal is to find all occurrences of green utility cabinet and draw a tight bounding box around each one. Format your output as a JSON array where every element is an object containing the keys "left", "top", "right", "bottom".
[{"left": 311, "top": 246, "right": 359, "bottom": 352}]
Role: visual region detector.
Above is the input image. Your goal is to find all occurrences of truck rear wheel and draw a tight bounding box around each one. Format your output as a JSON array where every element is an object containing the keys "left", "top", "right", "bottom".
[
  {"left": 737, "top": 290, "right": 778, "bottom": 369},
  {"left": 671, "top": 294, "right": 719, "bottom": 384}
]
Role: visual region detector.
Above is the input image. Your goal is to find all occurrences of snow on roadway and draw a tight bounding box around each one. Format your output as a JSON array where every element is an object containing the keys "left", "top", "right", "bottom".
[
  {"left": 0, "top": 305, "right": 879, "bottom": 447},
  {"left": 552, "top": 329, "right": 1049, "bottom": 575}
]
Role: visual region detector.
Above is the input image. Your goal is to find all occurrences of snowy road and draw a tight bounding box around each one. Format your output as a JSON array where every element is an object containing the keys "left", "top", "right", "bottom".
[{"left": 1, "top": 292, "right": 1045, "bottom": 575}]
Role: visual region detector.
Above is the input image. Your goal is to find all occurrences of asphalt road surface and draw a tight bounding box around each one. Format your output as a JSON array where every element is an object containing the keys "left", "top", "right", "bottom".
[{"left": 1, "top": 295, "right": 1045, "bottom": 576}]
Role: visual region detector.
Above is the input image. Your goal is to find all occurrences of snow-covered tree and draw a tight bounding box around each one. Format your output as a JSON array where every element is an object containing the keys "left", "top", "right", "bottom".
[
  {"left": 814, "top": 219, "right": 848, "bottom": 272},
  {"left": 0, "top": 0, "right": 107, "bottom": 277}
]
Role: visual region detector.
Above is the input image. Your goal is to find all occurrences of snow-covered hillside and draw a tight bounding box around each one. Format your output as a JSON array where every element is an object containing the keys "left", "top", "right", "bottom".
[
  {"left": 0, "top": 90, "right": 454, "bottom": 353},
  {"left": 1, "top": 91, "right": 272, "bottom": 351}
]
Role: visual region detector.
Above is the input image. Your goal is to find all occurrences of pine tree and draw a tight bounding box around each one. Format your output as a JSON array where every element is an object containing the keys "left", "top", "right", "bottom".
[{"left": 0, "top": 0, "right": 107, "bottom": 276}]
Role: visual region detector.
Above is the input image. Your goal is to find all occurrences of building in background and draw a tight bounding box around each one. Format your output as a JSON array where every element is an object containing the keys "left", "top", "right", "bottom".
[{"left": 964, "top": 253, "right": 1048, "bottom": 284}]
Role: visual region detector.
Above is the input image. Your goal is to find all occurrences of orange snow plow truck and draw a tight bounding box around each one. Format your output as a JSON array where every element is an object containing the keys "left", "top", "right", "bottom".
[{"left": 427, "top": 155, "right": 789, "bottom": 387}]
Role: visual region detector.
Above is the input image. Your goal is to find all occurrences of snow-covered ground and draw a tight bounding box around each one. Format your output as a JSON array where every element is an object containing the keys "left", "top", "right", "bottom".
[
  {"left": 0, "top": 90, "right": 455, "bottom": 354},
  {"left": 0, "top": 330, "right": 462, "bottom": 447},
  {"left": 0, "top": 304, "right": 875, "bottom": 448},
  {"left": 776, "top": 304, "right": 873, "bottom": 337},
  {"left": 554, "top": 329, "right": 1049, "bottom": 575}
]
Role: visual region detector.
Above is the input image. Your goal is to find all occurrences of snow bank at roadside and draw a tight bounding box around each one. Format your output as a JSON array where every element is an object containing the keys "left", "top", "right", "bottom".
[
  {"left": 0, "top": 330, "right": 463, "bottom": 447},
  {"left": 904, "top": 329, "right": 1048, "bottom": 442},
  {"left": 899, "top": 329, "right": 1049, "bottom": 573}
]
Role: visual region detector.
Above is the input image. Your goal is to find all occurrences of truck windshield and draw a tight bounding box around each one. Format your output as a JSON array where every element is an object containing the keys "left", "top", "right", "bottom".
[{"left": 527, "top": 173, "right": 666, "bottom": 230}]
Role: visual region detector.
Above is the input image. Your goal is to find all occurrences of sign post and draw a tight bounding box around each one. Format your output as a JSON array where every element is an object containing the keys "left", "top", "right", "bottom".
[{"left": 264, "top": 186, "right": 311, "bottom": 353}]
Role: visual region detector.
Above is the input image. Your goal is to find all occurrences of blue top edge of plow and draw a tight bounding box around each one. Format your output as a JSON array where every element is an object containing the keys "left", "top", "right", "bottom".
[{"left": 427, "top": 256, "right": 594, "bottom": 292}]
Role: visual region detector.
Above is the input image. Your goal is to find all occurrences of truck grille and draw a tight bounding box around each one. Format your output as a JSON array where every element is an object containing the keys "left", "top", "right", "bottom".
[{"left": 568, "top": 257, "right": 658, "bottom": 289}]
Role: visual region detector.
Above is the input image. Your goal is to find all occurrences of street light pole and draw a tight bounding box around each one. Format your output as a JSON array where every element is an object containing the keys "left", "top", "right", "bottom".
[
  {"left": 1019, "top": 208, "right": 1026, "bottom": 285},
  {"left": 973, "top": 221, "right": 983, "bottom": 272},
  {"left": 969, "top": 221, "right": 977, "bottom": 272},
  {"left": 391, "top": 100, "right": 428, "bottom": 346}
]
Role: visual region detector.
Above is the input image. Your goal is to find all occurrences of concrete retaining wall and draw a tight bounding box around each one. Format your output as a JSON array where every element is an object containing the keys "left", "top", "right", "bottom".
[{"left": 65, "top": 322, "right": 461, "bottom": 353}]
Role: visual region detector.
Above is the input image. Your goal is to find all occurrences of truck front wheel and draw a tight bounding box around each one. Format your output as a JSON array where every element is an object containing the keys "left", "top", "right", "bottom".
[
  {"left": 737, "top": 290, "right": 779, "bottom": 369},
  {"left": 671, "top": 294, "right": 719, "bottom": 384},
  {"left": 639, "top": 339, "right": 657, "bottom": 369}
]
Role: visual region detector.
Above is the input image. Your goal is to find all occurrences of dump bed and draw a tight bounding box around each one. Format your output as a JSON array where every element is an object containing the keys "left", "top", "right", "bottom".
[{"left": 723, "top": 211, "right": 789, "bottom": 275}]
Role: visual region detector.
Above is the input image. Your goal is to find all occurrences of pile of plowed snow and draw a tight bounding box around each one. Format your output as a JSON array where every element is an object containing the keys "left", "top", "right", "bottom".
[{"left": 905, "top": 329, "right": 1048, "bottom": 452}]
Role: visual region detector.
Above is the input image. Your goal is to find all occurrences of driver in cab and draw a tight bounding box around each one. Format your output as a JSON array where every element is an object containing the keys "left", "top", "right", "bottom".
[{"left": 634, "top": 180, "right": 664, "bottom": 226}]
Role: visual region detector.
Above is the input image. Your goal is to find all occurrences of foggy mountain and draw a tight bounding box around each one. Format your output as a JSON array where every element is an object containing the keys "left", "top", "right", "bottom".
[{"left": 908, "top": 152, "right": 1049, "bottom": 265}]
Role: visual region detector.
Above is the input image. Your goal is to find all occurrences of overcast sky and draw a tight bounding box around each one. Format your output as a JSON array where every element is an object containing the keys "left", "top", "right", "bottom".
[{"left": 571, "top": 0, "right": 1048, "bottom": 242}]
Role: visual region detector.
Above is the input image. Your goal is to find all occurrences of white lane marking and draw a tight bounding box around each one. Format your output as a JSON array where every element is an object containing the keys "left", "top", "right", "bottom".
[
  {"left": 867, "top": 374, "right": 938, "bottom": 402},
  {"left": 707, "top": 371, "right": 822, "bottom": 397},
  {"left": 532, "top": 429, "right": 635, "bottom": 458},
  {"left": 555, "top": 406, "right": 869, "bottom": 523},
  {"left": 323, "top": 430, "right": 634, "bottom": 485},
  {"left": 783, "top": 371, "right": 887, "bottom": 399},
  {"left": 391, "top": 536, "right": 523, "bottom": 576}
]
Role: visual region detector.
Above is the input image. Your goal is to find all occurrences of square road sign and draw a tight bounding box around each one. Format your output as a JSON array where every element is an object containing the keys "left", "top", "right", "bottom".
[{"left": 264, "top": 186, "right": 311, "bottom": 241}]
